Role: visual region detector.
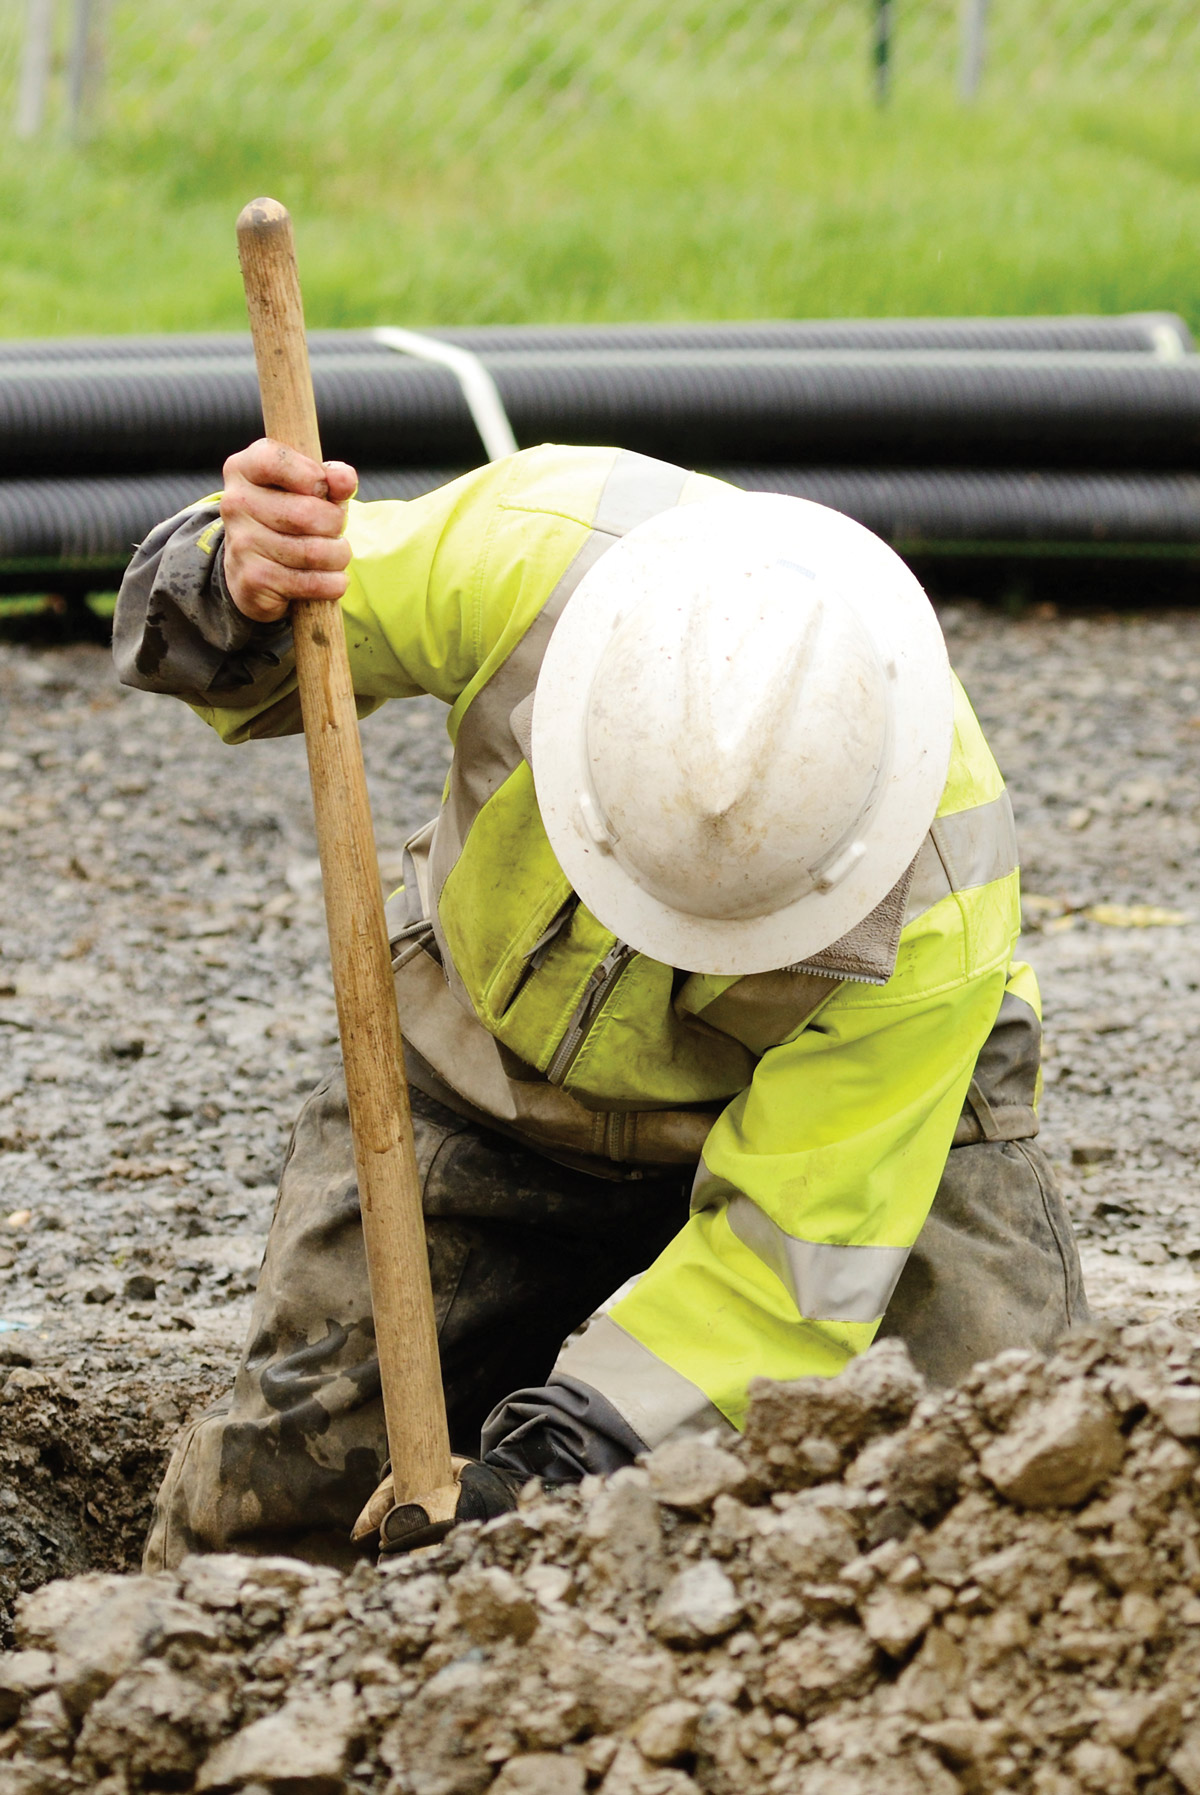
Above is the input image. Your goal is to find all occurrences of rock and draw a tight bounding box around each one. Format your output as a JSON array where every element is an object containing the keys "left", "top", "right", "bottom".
[
  {"left": 762, "top": 1623, "right": 878, "bottom": 1714},
  {"left": 650, "top": 1561, "right": 744, "bottom": 1647},
  {"left": 585, "top": 1652, "right": 678, "bottom": 1734},
  {"left": 599, "top": 1741, "right": 701, "bottom": 1795},
  {"left": 1149, "top": 1383, "right": 1200, "bottom": 1439},
  {"left": 15, "top": 1689, "right": 73, "bottom": 1760},
  {"left": 1172, "top": 1724, "right": 1200, "bottom": 1795},
  {"left": 635, "top": 1700, "right": 701, "bottom": 1763},
  {"left": 1100, "top": 1688, "right": 1183, "bottom": 1764},
  {"left": 381, "top": 1659, "right": 515, "bottom": 1794},
  {"left": 979, "top": 1382, "right": 1125, "bottom": 1507},
  {"left": 492, "top": 1755, "right": 586, "bottom": 1795},
  {"left": 123, "top": 1273, "right": 158, "bottom": 1303},
  {"left": 0, "top": 1653, "right": 56, "bottom": 1724},
  {"left": 450, "top": 1567, "right": 537, "bottom": 1646},
  {"left": 585, "top": 1472, "right": 666, "bottom": 1592},
  {"left": 77, "top": 1659, "right": 232, "bottom": 1782},
  {"left": 177, "top": 1556, "right": 252, "bottom": 1612},
  {"left": 1, "top": 1369, "right": 52, "bottom": 1398},
  {"left": 34, "top": 1580, "right": 217, "bottom": 1716},
  {"left": 643, "top": 1438, "right": 746, "bottom": 1511},
  {"left": 744, "top": 1341, "right": 924, "bottom": 1482},
  {"left": 1070, "top": 1739, "right": 1137, "bottom": 1794},
  {"left": 196, "top": 1682, "right": 361, "bottom": 1792},
  {"left": 756, "top": 1500, "right": 859, "bottom": 1584},
  {"left": 1071, "top": 1142, "right": 1116, "bottom": 1165},
  {"left": 860, "top": 1587, "right": 934, "bottom": 1657},
  {"left": 15, "top": 1574, "right": 128, "bottom": 1651}
]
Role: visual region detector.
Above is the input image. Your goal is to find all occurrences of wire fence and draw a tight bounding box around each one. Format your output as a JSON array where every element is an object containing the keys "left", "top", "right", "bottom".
[{"left": 6, "top": 0, "right": 1200, "bottom": 162}]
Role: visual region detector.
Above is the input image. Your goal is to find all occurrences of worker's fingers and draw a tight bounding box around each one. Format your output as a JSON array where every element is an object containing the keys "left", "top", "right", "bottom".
[
  {"left": 221, "top": 481, "right": 348, "bottom": 542},
  {"left": 227, "top": 554, "right": 349, "bottom": 623},
  {"left": 220, "top": 440, "right": 357, "bottom": 620},
  {"left": 321, "top": 460, "right": 358, "bottom": 504},
  {"left": 231, "top": 518, "right": 352, "bottom": 576},
  {"left": 224, "top": 438, "right": 335, "bottom": 499}
]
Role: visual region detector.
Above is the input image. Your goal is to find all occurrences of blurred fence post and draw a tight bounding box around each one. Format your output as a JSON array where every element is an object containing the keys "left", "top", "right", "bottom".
[
  {"left": 959, "top": 0, "right": 989, "bottom": 100},
  {"left": 872, "top": 0, "right": 892, "bottom": 105},
  {"left": 67, "top": 0, "right": 104, "bottom": 138},
  {"left": 15, "top": 0, "right": 54, "bottom": 140}
]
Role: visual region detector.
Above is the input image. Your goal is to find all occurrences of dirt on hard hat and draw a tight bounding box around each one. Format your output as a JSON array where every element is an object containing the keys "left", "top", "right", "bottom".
[{"left": 4, "top": 1323, "right": 1200, "bottom": 1794}]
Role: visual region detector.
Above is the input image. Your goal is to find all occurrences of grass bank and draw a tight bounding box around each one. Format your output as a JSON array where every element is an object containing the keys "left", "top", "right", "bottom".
[{"left": 0, "top": 87, "right": 1198, "bottom": 336}]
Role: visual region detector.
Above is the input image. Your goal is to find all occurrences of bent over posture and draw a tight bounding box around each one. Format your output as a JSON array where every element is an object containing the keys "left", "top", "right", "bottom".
[{"left": 115, "top": 441, "right": 1089, "bottom": 1568}]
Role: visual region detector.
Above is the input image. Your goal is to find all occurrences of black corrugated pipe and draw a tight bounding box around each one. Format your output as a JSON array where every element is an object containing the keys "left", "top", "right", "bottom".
[
  {"left": 5, "top": 348, "right": 1200, "bottom": 478},
  {"left": 3, "top": 466, "right": 1199, "bottom": 590},
  {"left": 0, "top": 312, "right": 1187, "bottom": 364}
]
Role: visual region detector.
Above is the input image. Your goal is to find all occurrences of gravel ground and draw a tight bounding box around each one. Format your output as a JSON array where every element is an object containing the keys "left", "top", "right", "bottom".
[{"left": 1, "top": 602, "right": 1200, "bottom": 1599}]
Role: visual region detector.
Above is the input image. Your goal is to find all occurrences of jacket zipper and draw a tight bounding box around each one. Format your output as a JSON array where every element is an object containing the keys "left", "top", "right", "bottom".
[{"left": 546, "top": 943, "right": 636, "bottom": 1085}]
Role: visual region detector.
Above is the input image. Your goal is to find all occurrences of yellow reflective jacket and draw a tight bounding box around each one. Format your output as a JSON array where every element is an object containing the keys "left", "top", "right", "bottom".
[{"left": 192, "top": 444, "right": 1031, "bottom": 1442}]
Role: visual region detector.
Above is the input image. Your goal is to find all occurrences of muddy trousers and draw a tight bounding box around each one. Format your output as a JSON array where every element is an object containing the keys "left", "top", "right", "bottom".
[{"left": 144, "top": 1075, "right": 1090, "bottom": 1572}]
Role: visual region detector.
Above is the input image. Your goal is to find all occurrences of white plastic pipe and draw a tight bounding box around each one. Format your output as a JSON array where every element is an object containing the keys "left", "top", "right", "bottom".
[{"left": 371, "top": 326, "right": 518, "bottom": 463}]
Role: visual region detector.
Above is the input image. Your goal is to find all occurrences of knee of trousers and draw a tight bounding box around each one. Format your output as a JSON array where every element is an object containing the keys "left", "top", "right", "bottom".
[
  {"left": 143, "top": 1397, "right": 386, "bottom": 1573},
  {"left": 877, "top": 1135, "right": 1091, "bottom": 1388}
]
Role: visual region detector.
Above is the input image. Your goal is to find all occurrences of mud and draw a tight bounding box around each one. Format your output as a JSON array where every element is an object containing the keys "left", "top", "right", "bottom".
[
  {"left": 6, "top": 1328, "right": 1200, "bottom": 1792},
  {"left": 0, "top": 1354, "right": 225, "bottom": 1648}
]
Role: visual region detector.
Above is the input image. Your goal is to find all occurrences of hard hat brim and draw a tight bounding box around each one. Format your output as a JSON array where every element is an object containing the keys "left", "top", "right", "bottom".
[{"left": 531, "top": 492, "right": 954, "bottom": 976}]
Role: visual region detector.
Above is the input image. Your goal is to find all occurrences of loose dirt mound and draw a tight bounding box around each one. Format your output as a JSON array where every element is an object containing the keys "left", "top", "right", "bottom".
[{"left": 5, "top": 1325, "right": 1200, "bottom": 1793}]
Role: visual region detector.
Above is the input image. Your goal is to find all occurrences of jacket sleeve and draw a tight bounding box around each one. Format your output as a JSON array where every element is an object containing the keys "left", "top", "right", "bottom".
[
  {"left": 112, "top": 500, "right": 298, "bottom": 711},
  {"left": 112, "top": 448, "right": 624, "bottom": 742}
]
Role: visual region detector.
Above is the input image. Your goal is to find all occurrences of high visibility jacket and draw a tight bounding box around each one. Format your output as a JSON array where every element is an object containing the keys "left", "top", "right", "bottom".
[{"left": 178, "top": 444, "right": 1032, "bottom": 1446}]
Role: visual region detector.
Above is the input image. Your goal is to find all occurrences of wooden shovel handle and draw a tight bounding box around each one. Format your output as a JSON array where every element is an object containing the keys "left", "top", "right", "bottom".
[{"left": 236, "top": 198, "right": 454, "bottom": 1509}]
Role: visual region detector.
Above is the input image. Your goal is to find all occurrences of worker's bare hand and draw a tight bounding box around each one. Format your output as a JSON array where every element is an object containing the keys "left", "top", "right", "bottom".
[{"left": 220, "top": 439, "right": 358, "bottom": 624}]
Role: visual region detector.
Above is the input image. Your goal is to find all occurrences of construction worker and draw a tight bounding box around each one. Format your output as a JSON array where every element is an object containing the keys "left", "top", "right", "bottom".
[{"left": 115, "top": 440, "right": 1089, "bottom": 1568}]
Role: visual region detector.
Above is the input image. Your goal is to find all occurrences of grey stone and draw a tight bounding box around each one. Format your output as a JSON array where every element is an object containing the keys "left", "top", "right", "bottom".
[
  {"left": 586, "top": 1471, "right": 665, "bottom": 1592},
  {"left": 643, "top": 1438, "right": 746, "bottom": 1511},
  {"left": 763, "top": 1623, "right": 878, "bottom": 1714},
  {"left": 980, "top": 1382, "right": 1125, "bottom": 1508},
  {"left": 860, "top": 1587, "right": 935, "bottom": 1657},
  {"left": 49, "top": 1581, "right": 217, "bottom": 1716},
  {"left": 451, "top": 1567, "right": 537, "bottom": 1646},
  {"left": 635, "top": 1700, "right": 702, "bottom": 1763},
  {"left": 492, "top": 1755, "right": 586, "bottom": 1795},
  {"left": 77, "top": 1659, "right": 232, "bottom": 1782},
  {"left": 1149, "top": 1384, "right": 1200, "bottom": 1440},
  {"left": 598, "top": 1741, "right": 701, "bottom": 1795},
  {"left": 0, "top": 1653, "right": 56, "bottom": 1724},
  {"left": 651, "top": 1561, "right": 744, "bottom": 1647},
  {"left": 196, "top": 1681, "right": 361, "bottom": 1792}
]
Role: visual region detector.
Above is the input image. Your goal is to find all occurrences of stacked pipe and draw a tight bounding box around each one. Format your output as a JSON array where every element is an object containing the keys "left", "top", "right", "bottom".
[{"left": 0, "top": 311, "right": 1197, "bottom": 600}]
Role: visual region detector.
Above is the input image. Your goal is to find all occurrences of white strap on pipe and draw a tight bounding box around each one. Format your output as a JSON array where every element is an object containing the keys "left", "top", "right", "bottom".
[
  {"left": 371, "top": 326, "right": 518, "bottom": 463},
  {"left": 1149, "top": 322, "right": 1188, "bottom": 362}
]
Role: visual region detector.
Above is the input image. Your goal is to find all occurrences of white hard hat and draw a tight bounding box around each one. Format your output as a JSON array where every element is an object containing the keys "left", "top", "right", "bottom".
[{"left": 530, "top": 492, "right": 953, "bottom": 975}]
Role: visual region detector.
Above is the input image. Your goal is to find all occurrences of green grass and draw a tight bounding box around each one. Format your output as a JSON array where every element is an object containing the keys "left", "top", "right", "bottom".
[{"left": 2, "top": 83, "right": 1200, "bottom": 337}]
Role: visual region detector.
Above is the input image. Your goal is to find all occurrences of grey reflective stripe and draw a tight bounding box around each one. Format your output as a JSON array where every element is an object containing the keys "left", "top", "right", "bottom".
[
  {"left": 426, "top": 450, "right": 690, "bottom": 1003},
  {"left": 592, "top": 450, "right": 691, "bottom": 534},
  {"left": 693, "top": 1164, "right": 908, "bottom": 1325},
  {"left": 906, "top": 788, "right": 1018, "bottom": 924},
  {"left": 553, "top": 1312, "right": 735, "bottom": 1448}
]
